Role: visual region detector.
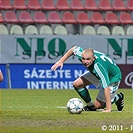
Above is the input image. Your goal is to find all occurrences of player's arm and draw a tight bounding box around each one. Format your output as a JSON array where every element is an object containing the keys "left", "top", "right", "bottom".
[
  {"left": 94, "top": 63, "right": 111, "bottom": 112},
  {"left": 103, "top": 87, "right": 111, "bottom": 112},
  {"left": 0, "top": 70, "right": 4, "bottom": 82},
  {"left": 51, "top": 46, "right": 77, "bottom": 71}
]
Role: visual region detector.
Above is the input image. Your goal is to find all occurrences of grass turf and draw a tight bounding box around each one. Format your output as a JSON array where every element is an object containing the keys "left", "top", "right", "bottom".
[{"left": 0, "top": 89, "right": 132, "bottom": 133}]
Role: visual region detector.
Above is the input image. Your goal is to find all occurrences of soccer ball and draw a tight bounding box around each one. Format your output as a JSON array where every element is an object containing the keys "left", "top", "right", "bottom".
[{"left": 67, "top": 98, "right": 84, "bottom": 114}]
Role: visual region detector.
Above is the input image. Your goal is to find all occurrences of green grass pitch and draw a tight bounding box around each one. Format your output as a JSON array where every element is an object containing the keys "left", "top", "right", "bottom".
[{"left": 0, "top": 89, "right": 132, "bottom": 133}]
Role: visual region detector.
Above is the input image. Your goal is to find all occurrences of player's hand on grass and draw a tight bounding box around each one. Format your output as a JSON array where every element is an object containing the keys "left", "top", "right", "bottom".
[
  {"left": 51, "top": 61, "right": 63, "bottom": 71},
  {"left": 102, "top": 109, "right": 111, "bottom": 112}
]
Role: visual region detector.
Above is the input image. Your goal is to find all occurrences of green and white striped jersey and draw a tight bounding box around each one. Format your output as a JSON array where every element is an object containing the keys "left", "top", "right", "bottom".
[{"left": 73, "top": 46, "right": 122, "bottom": 89}]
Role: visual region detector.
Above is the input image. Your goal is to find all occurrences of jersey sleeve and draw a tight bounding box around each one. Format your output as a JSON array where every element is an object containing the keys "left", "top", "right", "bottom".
[
  {"left": 73, "top": 46, "right": 83, "bottom": 59},
  {"left": 94, "top": 63, "right": 110, "bottom": 89}
]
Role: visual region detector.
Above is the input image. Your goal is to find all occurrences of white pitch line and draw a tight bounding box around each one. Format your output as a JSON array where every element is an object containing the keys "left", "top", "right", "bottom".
[{"left": 56, "top": 106, "right": 66, "bottom": 109}]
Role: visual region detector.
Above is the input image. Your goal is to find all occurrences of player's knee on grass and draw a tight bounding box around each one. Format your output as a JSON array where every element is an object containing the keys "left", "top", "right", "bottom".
[{"left": 94, "top": 99, "right": 105, "bottom": 109}]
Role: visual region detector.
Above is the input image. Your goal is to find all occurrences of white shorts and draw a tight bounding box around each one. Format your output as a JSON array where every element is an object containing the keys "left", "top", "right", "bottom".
[
  {"left": 81, "top": 71, "right": 100, "bottom": 88},
  {"left": 82, "top": 71, "right": 120, "bottom": 103}
]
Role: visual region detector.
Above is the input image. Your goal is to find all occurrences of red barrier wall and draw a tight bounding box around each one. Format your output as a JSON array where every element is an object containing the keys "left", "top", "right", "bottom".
[{"left": 118, "top": 65, "right": 133, "bottom": 88}]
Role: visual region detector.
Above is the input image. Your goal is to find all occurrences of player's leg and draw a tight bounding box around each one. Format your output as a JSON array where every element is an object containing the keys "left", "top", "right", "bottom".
[
  {"left": 94, "top": 93, "right": 124, "bottom": 111},
  {"left": 73, "top": 71, "right": 100, "bottom": 111},
  {"left": 94, "top": 88, "right": 106, "bottom": 109},
  {"left": 112, "top": 92, "right": 124, "bottom": 111},
  {"left": 94, "top": 99, "right": 105, "bottom": 109},
  {"left": 95, "top": 82, "right": 124, "bottom": 111},
  {"left": 73, "top": 77, "right": 95, "bottom": 110},
  {"left": 110, "top": 82, "right": 124, "bottom": 111}
]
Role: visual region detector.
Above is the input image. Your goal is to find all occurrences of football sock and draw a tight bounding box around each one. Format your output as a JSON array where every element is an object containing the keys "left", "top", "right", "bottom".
[
  {"left": 111, "top": 93, "right": 122, "bottom": 104},
  {"left": 75, "top": 87, "right": 92, "bottom": 104}
]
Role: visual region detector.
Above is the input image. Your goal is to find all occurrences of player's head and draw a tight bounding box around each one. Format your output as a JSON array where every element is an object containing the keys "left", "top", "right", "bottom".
[{"left": 81, "top": 48, "right": 95, "bottom": 67}]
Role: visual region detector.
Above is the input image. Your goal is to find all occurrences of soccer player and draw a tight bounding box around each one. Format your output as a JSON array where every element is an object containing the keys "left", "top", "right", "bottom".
[
  {"left": 51, "top": 46, "right": 124, "bottom": 112},
  {"left": 0, "top": 70, "right": 3, "bottom": 82}
]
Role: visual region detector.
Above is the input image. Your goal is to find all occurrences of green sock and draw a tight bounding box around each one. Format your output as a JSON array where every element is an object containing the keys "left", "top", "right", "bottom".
[
  {"left": 111, "top": 93, "right": 121, "bottom": 104},
  {"left": 75, "top": 87, "right": 92, "bottom": 103}
]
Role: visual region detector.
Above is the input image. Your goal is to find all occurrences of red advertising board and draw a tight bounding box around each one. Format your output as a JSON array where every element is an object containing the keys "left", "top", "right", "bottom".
[{"left": 118, "top": 64, "right": 133, "bottom": 88}]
